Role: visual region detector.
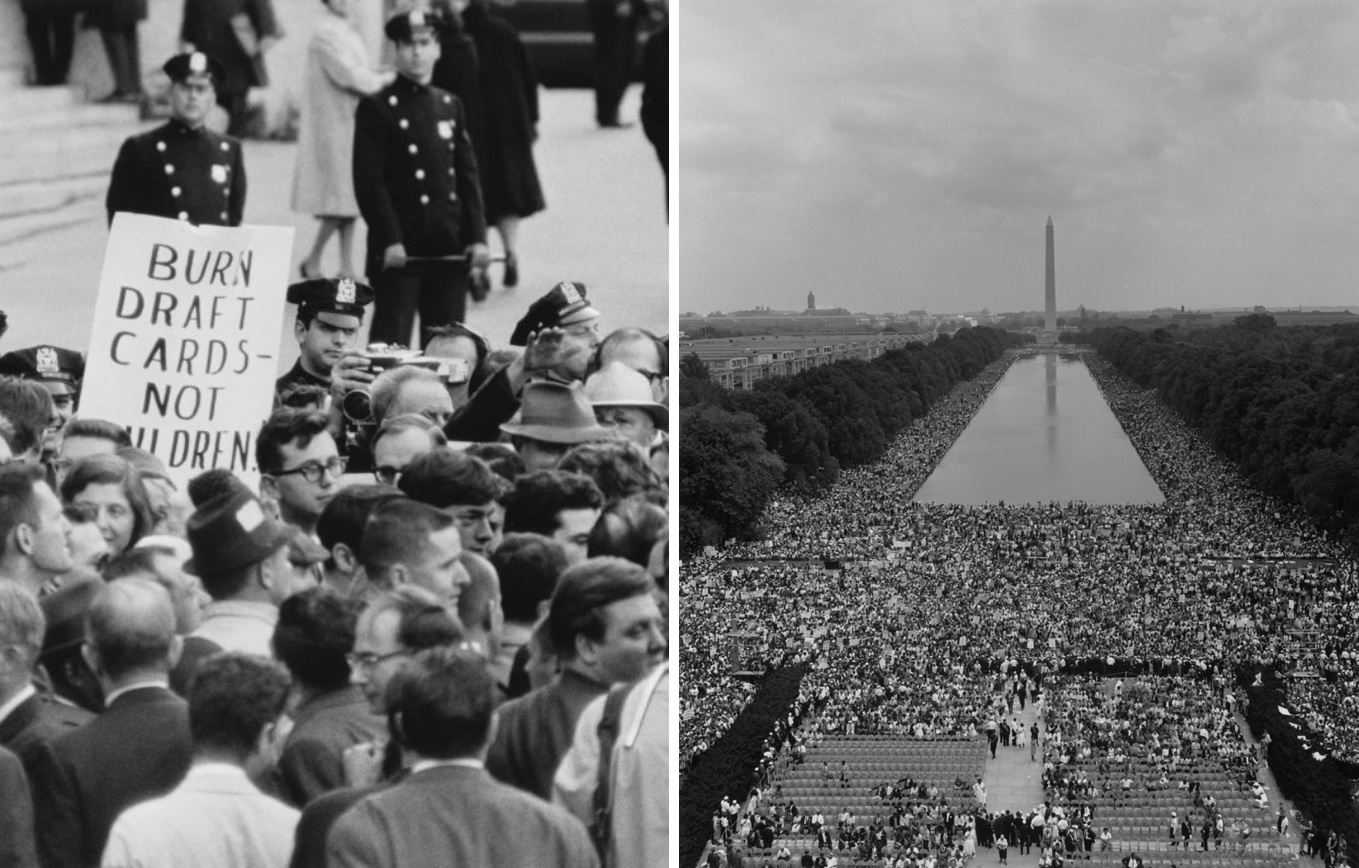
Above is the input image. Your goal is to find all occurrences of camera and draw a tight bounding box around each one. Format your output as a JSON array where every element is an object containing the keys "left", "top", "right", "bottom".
[{"left": 340, "top": 344, "right": 451, "bottom": 424}]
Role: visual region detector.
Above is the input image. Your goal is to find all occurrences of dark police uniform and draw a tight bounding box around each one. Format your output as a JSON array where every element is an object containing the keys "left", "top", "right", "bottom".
[
  {"left": 106, "top": 119, "right": 245, "bottom": 226},
  {"left": 105, "top": 52, "right": 245, "bottom": 227},
  {"left": 275, "top": 277, "right": 375, "bottom": 401},
  {"left": 354, "top": 71, "right": 487, "bottom": 348}
]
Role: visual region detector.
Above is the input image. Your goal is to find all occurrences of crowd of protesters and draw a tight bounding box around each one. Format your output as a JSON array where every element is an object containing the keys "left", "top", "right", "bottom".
[
  {"left": 0, "top": 271, "right": 668, "bottom": 868},
  {"left": 680, "top": 347, "right": 1357, "bottom": 866}
]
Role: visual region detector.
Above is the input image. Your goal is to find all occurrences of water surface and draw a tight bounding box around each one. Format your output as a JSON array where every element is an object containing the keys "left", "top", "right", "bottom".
[{"left": 913, "top": 353, "right": 1164, "bottom": 505}]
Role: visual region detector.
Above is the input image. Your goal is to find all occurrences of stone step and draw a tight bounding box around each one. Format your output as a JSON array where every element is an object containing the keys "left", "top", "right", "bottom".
[
  {"left": 0, "top": 173, "right": 106, "bottom": 223},
  {"left": 0, "top": 122, "right": 146, "bottom": 188},
  {"left": 0, "top": 100, "right": 142, "bottom": 136},
  {"left": 0, "top": 205, "right": 98, "bottom": 255},
  {"left": 0, "top": 83, "right": 85, "bottom": 118}
]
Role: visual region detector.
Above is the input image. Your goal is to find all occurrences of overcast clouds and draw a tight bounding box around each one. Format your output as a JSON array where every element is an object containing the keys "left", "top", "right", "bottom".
[{"left": 679, "top": 1, "right": 1359, "bottom": 315}]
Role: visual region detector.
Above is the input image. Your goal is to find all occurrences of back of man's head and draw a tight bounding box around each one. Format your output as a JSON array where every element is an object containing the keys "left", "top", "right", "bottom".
[
  {"left": 398, "top": 450, "right": 503, "bottom": 509},
  {"left": 0, "top": 580, "right": 44, "bottom": 672},
  {"left": 360, "top": 585, "right": 464, "bottom": 653},
  {"left": 85, "top": 578, "right": 177, "bottom": 681},
  {"left": 490, "top": 533, "right": 566, "bottom": 624},
  {"left": 359, "top": 498, "right": 454, "bottom": 583},
  {"left": 389, "top": 646, "right": 494, "bottom": 759},
  {"left": 587, "top": 495, "right": 668, "bottom": 567},
  {"left": 0, "top": 377, "right": 53, "bottom": 456},
  {"left": 316, "top": 484, "right": 402, "bottom": 569},
  {"left": 188, "top": 653, "right": 290, "bottom": 762},
  {"left": 0, "top": 463, "right": 44, "bottom": 560},
  {"left": 502, "top": 470, "right": 603, "bottom": 536},
  {"left": 547, "top": 556, "right": 654, "bottom": 661},
  {"left": 273, "top": 586, "right": 362, "bottom": 693},
  {"left": 559, "top": 441, "right": 661, "bottom": 504}
]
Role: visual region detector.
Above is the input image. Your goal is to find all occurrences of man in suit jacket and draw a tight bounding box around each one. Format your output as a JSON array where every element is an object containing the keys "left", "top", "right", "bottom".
[
  {"left": 30, "top": 579, "right": 192, "bottom": 868},
  {"left": 327, "top": 646, "right": 597, "bottom": 867},
  {"left": 0, "top": 582, "right": 91, "bottom": 784},
  {"left": 106, "top": 52, "right": 247, "bottom": 226},
  {"left": 0, "top": 744, "right": 37, "bottom": 868},
  {"left": 353, "top": 9, "right": 489, "bottom": 348},
  {"left": 485, "top": 557, "right": 664, "bottom": 800},
  {"left": 101, "top": 654, "right": 297, "bottom": 868}
]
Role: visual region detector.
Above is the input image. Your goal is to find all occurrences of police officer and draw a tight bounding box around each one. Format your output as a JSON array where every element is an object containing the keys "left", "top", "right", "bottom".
[
  {"left": 354, "top": 9, "right": 490, "bottom": 350},
  {"left": 276, "top": 277, "right": 376, "bottom": 401},
  {"left": 105, "top": 52, "right": 246, "bottom": 227},
  {"left": 0, "top": 345, "right": 84, "bottom": 459}
]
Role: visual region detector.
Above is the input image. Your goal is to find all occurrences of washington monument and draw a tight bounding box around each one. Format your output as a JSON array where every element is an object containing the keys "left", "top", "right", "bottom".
[{"left": 1045, "top": 216, "right": 1057, "bottom": 334}]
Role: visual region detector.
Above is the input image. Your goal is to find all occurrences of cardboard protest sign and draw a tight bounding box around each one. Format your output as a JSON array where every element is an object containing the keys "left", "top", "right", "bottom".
[{"left": 80, "top": 214, "right": 293, "bottom": 487}]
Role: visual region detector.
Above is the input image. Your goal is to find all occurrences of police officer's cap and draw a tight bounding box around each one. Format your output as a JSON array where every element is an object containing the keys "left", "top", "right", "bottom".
[
  {"left": 509, "top": 281, "right": 601, "bottom": 346},
  {"left": 163, "top": 51, "right": 226, "bottom": 85},
  {"left": 286, "top": 277, "right": 375, "bottom": 318},
  {"left": 385, "top": 8, "right": 446, "bottom": 41},
  {"left": 0, "top": 345, "right": 85, "bottom": 384}
]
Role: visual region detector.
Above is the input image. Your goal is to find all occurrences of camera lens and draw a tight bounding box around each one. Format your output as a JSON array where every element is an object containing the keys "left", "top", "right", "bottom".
[{"left": 340, "top": 388, "right": 373, "bottom": 424}]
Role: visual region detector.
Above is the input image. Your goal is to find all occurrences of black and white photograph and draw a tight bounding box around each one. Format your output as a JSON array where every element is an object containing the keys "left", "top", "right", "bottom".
[
  {"left": 679, "top": 4, "right": 1359, "bottom": 868},
  {"left": 0, "top": 0, "right": 670, "bottom": 864}
]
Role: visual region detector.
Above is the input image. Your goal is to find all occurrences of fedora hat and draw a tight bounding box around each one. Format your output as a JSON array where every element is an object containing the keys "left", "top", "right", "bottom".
[
  {"left": 584, "top": 361, "right": 668, "bottom": 429},
  {"left": 185, "top": 489, "right": 294, "bottom": 577},
  {"left": 500, "top": 381, "right": 616, "bottom": 445}
]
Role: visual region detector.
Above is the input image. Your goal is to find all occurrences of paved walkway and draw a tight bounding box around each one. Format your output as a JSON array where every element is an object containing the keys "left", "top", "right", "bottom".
[{"left": 980, "top": 696, "right": 1045, "bottom": 868}]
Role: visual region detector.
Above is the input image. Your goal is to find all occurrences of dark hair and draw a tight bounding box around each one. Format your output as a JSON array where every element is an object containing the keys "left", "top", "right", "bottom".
[
  {"left": 547, "top": 557, "right": 654, "bottom": 660},
  {"left": 359, "top": 498, "right": 456, "bottom": 580},
  {"left": 59, "top": 453, "right": 156, "bottom": 551},
  {"left": 587, "top": 495, "right": 668, "bottom": 567},
  {"left": 388, "top": 646, "right": 494, "bottom": 759},
  {"left": 278, "top": 383, "right": 329, "bottom": 410},
  {"left": 0, "top": 377, "right": 54, "bottom": 454},
  {"left": 316, "top": 484, "right": 403, "bottom": 567},
  {"left": 256, "top": 408, "right": 330, "bottom": 474},
  {"left": 558, "top": 441, "right": 663, "bottom": 504},
  {"left": 491, "top": 533, "right": 567, "bottom": 623},
  {"left": 363, "top": 585, "right": 464, "bottom": 652},
  {"left": 273, "top": 587, "right": 362, "bottom": 692},
  {"left": 62, "top": 417, "right": 132, "bottom": 448},
  {"left": 188, "top": 653, "right": 290, "bottom": 759},
  {"left": 102, "top": 547, "right": 162, "bottom": 582},
  {"left": 0, "top": 463, "right": 45, "bottom": 558},
  {"left": 463, "top": 443, "right": 525, "bottom": 484},
  {"left": 86, "top": 578, "right": 177, "bottom": 678},
  {"left": 398, "top": 450, "right": 504, "bottom": 509},
  {"left": 371, "top": 413, "right": 446, "bottom": 454},
  {"left": 502, "top": 471, "right": 603, "bottom": 536}
]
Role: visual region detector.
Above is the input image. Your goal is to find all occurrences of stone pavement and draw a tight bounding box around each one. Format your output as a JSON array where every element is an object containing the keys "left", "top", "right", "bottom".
[{"left": 980, "top": 696, "right": 1045, "bottom": 868}]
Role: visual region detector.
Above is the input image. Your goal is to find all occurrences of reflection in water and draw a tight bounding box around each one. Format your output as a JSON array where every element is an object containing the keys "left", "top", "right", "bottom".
[
  {"left": 1045, "top": 351, "right": 1057, "bottom": 460},
  {"left": 914, "top": 353, "right": 1164, "bottom": 505}
]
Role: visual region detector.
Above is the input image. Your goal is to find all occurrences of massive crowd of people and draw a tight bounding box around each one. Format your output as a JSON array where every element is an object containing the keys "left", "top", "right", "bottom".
[
  {"left": 680, "top": 346, "right": 1357, "bottom": 865},
  {"left": 0, "top": 269, "right": 669, "bottom": 867}
]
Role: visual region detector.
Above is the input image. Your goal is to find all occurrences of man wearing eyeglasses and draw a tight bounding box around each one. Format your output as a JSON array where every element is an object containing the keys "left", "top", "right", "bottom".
[{"left": 257, "top": 408, "right": 345, "bottom": 539}]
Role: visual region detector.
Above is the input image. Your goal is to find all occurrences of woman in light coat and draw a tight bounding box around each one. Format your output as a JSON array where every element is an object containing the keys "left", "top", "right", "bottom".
[{"left": 292, "top": 0, "right": 392, "bottom": 278}]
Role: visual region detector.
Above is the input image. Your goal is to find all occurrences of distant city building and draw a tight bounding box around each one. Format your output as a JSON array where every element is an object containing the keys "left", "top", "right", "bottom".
[
  {"left": 679, "top": 333, "right": 926, "bottom": 389},
  {"left": 807, "top": 291, "right": 816, "bottom": 310}
]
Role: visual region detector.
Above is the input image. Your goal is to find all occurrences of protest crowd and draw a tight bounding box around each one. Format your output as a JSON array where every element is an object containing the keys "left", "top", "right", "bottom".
[
  {"left": 0, "top": 5, "right": 669, "bottom": 865},
  {"left": 680, "top": 349, "right": 1357, "bottom": 868}
]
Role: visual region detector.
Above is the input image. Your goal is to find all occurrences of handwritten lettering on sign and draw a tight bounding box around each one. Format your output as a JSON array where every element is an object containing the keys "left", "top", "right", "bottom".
[{"left": 80, "top": 214, "right": 294, "bottom": 486}]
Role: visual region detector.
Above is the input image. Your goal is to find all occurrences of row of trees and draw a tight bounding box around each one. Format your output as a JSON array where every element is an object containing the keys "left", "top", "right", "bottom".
[
  {"left": 678, "top": 327, "right": 1026, "bottom": 556},
  {"left": 1083, "top": 322, "right": 1359, "bottom": 549}
]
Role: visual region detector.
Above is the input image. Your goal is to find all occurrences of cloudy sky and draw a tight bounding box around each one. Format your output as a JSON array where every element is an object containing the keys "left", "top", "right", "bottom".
[{"left": 679, "top": 1, "right": 1359, "bottom": 315}]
